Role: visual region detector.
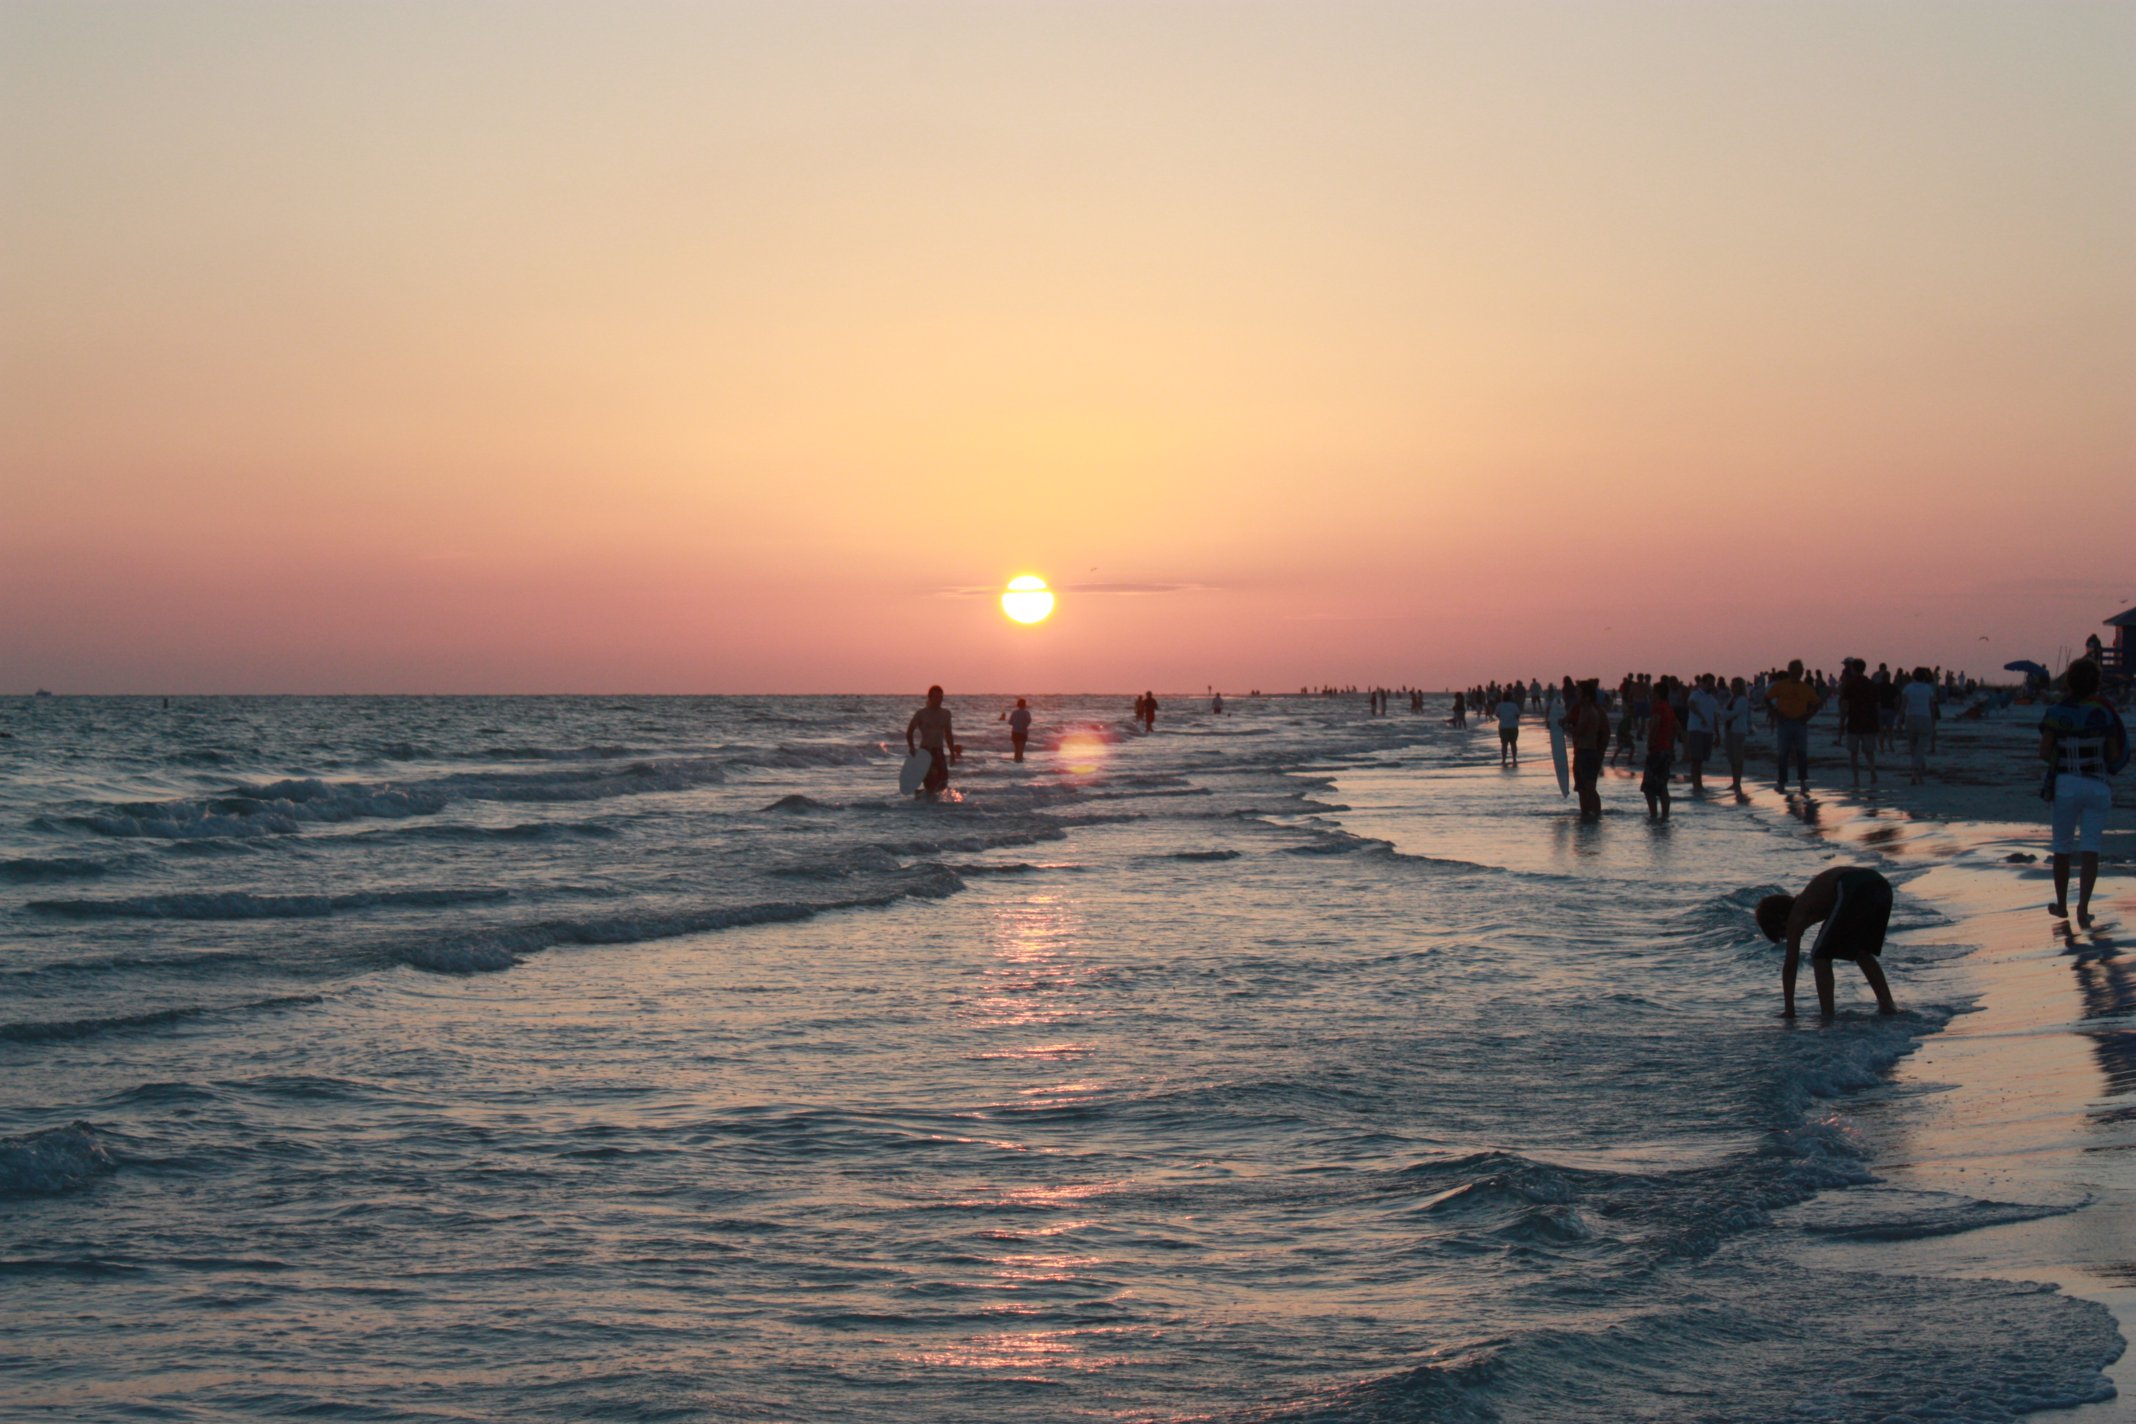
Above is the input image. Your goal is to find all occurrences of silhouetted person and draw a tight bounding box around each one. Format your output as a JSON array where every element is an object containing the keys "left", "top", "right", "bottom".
[
  {"left": 905, "top": 686, "right": 954, "bottom": 800},
  {"left": 1685, "top": 673, "right": 1719, "bottom": 793},
  {"left": 1721, "top": 676, "right": 1753, "bottom": 793},
  {"left": 1767, "top": 659, "right": 1822, "bottom": 793},
  {"left": 1837, "top": 658, "right": 1880, "bottom": 786},
  {"left": 1900, "top": 667, "right": 1936, "bottom": 784},
  {"left": 2039, "top": 658, "right": 2127, "bottom": 928},
  {"left": 1496, "top": 688, "right": 1522, "bottom": 766},
  {"left": 1565, "top": 680, "right": 1607, "bottom": 822},
  {"left": 1641, "top": 679, "right": 1677, "bottom": 818},
  {"left": 1757, "top": 868, "right": 1899, "bottom": 1018},
  {"left": 1008, "top": 698, "right": 1032, "bottom": 762},
  {"left": 1141, "top": 691, "right": 1158, "bottom": 732}
]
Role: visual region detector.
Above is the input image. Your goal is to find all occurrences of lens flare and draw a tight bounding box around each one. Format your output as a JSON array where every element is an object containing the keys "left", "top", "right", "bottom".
[
  {"left": 1056, "top": 730, "right": 1107, "bottom": 775},
  {"left": 1001, "top": 574, "right": 1056, "bottom": 625}
]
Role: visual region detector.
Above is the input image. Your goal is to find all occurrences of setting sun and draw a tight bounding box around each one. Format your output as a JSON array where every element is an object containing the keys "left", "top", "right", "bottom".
[{"left": 1001, "top": 575, "right": 1056, "bottom": 626}]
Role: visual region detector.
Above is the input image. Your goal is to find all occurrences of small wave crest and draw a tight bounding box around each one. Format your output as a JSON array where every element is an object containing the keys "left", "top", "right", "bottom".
[
  {"left": 393, "top": 867, "right": 967, "bottom": 975},
  {"left": 0, "top": 856, "right": 113, "bottom": 883},
  {"left": 59, "top": 778, "right": 450, "bottom": 839},
  {"left": 29, "top": 887, "right": 511, "bottom": 920},
  {"left": 0, "top": 993, "right": 325, "bottom": 1044},
  {"left": 0, "top": 1123, "right": 118, "bottom": 1198}
]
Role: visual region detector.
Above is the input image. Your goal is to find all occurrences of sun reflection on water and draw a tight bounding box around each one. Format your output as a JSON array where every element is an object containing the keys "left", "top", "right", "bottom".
[{"left": 909, "top": 893, "right": 1143, "bottom": 1383}]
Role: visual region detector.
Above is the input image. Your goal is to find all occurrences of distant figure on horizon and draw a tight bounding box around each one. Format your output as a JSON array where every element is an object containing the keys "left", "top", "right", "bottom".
[
  {"left": 1008, "top": 698, "right": 1032, "bottom": 762},
  {"left": 2039, "top": 658, "right": 2126, "bottom": 928},
  {"left": 1768, "top": 659, "right": 1822, "bottom": 794},
  {"left": 1566, "top": 680, "right": 1608, "bottom": 822},
  {"left": 1757, "top": 867, "right": 1899, "bottom": 1019},
  {"left": 1140, "top": 691, "right": 1158, "bottom": 733},
  {"left": 1212, "top": 691, "right": 1224, "bottom": 716},
  {"left": 906, "top": 686, "right": 955, "bottom": 800},
  {"left": 1449, "top": 690, "right": 1467, "bottom": 728}
]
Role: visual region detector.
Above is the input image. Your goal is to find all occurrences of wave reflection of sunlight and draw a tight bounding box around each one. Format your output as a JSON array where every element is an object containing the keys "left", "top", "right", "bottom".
[{"left": 909, "top": 894, "right": 1141, "bottom": 1383}]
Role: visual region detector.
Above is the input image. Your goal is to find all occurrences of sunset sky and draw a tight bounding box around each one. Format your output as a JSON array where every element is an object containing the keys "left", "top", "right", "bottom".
[{"left": 5, "top": 1, "right": 2132, "bottom": 693}]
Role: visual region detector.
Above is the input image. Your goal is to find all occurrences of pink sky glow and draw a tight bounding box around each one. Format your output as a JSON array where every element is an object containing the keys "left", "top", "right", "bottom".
[{"left": 5, "top": 2, "right": 2131, "bottom": 693}]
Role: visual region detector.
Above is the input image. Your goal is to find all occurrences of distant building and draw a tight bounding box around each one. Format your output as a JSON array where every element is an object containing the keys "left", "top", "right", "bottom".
[{"left": 2104, "top": 606, "right": 2135, "bottom": 685}]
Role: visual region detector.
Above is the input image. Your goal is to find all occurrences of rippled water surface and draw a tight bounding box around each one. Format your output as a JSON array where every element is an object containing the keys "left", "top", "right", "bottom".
[{"left": 0, "top": 696, "right": 2121, "bottom": 1421}]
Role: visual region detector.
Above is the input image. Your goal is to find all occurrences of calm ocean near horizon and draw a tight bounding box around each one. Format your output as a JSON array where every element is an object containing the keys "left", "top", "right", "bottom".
[{"left": 1, "top": 694, "right": 2121, "bottom": 1421}]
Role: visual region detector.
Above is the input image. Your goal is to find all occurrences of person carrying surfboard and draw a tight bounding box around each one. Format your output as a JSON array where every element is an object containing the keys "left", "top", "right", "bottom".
[{"left": 906, "top": 686, "right": 955, "bottom": 800}]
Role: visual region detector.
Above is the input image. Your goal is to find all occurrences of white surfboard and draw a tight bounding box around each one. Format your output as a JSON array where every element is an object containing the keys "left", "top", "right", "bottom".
[
  {"left": 898, "top": 748, "right": 935, "bottom": 796},
  {"left": 1549, "top": 716, "right": 1571, "bottom": 797}
]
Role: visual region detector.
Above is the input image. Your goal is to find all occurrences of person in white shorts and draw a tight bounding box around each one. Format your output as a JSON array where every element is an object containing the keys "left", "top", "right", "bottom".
[
  {"left": 2037, "top": 658, "right": 2127, "bottom": 928},
  {"left": 1899, "top": 667, "right": 1938, "bottom": 785}
]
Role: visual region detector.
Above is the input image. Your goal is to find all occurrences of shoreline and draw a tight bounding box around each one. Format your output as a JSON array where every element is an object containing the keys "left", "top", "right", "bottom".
[
  {"left": 1327, "top": 705, "right": 2133, "bottom": 1415},
  {"left": 1750, "top": 723, "right": 2134, "bottom": 1418}
]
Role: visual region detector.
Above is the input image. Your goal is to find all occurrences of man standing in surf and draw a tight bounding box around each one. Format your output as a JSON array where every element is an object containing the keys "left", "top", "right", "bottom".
[
  {"left": 906, "top": 686, "right": 955, "bottom": 800},
  {"left": 1007, "top": 698, "right": 1032, "bottom": 762},
  {"left": 1564, "top": 680, "right": 1609, "bottom": 822},
  {"left": 1756, "top": 867, "right": 1899, "bottom": 1018}
]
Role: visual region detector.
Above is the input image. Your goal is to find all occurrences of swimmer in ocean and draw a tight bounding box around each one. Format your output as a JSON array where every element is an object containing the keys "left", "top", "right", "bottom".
[{"left": 1756, "top": 867, "right": 1899, "bottom": 1019}]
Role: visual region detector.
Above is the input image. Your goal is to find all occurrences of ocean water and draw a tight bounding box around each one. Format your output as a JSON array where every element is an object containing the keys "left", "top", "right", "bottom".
[{"left": 0, "top": 694, "right": 2121, "bottom": 1422}]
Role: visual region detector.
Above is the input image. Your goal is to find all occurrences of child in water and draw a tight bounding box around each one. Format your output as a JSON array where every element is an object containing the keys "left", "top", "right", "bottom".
[{"left": 1611, "top": 708, "right": 1636, "bottom": 766}]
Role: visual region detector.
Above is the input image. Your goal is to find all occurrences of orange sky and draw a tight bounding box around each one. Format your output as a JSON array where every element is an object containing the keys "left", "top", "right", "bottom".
[{"left": 4, "top": 1, "right": 2132, "bottom": 692}]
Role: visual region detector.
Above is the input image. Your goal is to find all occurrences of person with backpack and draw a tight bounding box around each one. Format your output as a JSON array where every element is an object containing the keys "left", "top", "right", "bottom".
[{"left": 2039, "top": 658, "right": 2128, "bottom": 928}]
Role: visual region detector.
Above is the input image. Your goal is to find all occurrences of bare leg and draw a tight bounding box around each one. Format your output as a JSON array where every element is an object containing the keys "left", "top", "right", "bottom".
[
  {"left": 2050, "top": 854, "right": 2070, "bottom": 916},
  {"left": 1858, "top": 956, "right": 1898, "bottom": 1015},
  {"left": 2077, "top": 853, "right": 2099, "bottom": 926},
  {"left": 1813, "top": 958, "right": 1837, "bottom": 1017}
]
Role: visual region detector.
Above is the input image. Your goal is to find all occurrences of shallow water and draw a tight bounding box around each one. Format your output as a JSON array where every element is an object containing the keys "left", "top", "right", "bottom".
[{"left": 0, "top": 695, "right": 2121, "bottom": 1421}]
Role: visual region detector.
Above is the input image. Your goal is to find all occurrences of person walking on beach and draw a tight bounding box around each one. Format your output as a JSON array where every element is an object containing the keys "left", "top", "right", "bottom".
[
  {"left": 1496, "top": 686, "right": 1522, "bottom": 766},
  {"left": 1756, "top": 867, "right": 1899, "bottom": 1018},
  {"left": 1008, "top": 698, "right": 1032, "bottom": 762},
  {"left": 1768, "top": 660, "right": 1822, "bottom": 794},
  {"left": 906, "top": 686, "right": 955, "bottom": 800},
  {"left": 1140, "top": 691, "right": 1159, "bottom": 733},
  {"left": 2039, "top": 658, "right": 2127, "bottom": 928},
  {"left": 1641, "top": 680, "right": 1678, "bottom": 819},
  {"left": 1449, "top": 690, "right": 1467, "bottom": 728},
  {"left": 1566, "top": 680, "right": 1608, "bottom": 822},
  {"left": 1721, "top": 676, "right": 1754, "bottom": 793},
  {"left": 1838, "top": 658, "right": 1880, "bottom": 786},
  {"left": 1685, "top": 673, "right": 1719, "bottom": 793},
  {"left": 1900, "top": 669, "right": 1936, "bottom": 785}
]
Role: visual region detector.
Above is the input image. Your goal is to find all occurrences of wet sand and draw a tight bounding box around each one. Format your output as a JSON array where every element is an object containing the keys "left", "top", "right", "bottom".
[{"left": 1744, "top": 709, "right": 2134, "bottom": 1418}]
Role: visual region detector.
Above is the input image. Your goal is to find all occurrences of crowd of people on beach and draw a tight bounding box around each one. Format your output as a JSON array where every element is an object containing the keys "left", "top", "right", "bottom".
[
  {"left": 1452, "top": 662, "right": 1998, "bottom": 813},
  {"left": 899, "top": 653, "right": 2124, "bottom": 1017},
  {"left": 1455, "top": 655, "right": 2128, "bottom": 1011}
]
